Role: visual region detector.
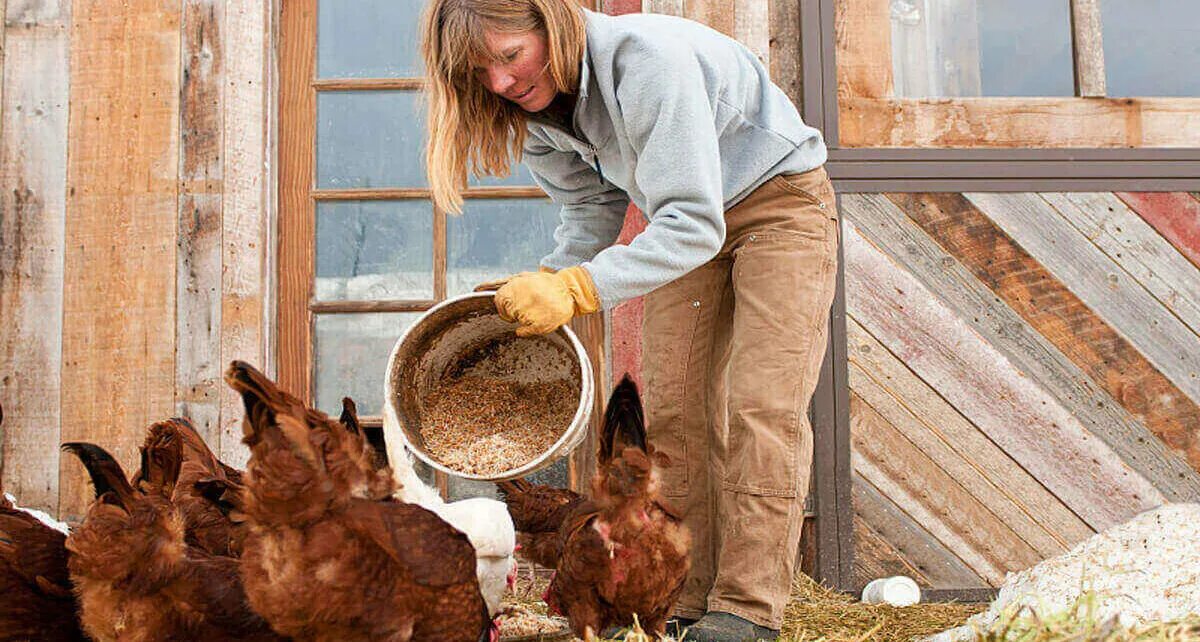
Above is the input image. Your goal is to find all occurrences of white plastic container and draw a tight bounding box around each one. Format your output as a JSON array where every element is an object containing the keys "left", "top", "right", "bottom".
[{"left": 861, "top": 576, "right": 921, "bottom": 607}]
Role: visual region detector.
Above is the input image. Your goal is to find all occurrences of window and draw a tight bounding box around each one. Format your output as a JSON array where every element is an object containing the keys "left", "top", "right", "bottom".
[
  {"left": 832, "top": 0, "right": 1200, "bottom": 148},
  {"left": 280, "top": 0, "right": 599, "bottom": 497}
]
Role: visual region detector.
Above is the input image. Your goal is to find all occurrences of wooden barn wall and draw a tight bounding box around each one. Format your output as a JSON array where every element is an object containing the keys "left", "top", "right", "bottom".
[
  {"left": 842, "top": 192, "right": 1200, "bottom": 590},
  {"left": 0, "top": 0, "right": 272, "bottom": 521}
]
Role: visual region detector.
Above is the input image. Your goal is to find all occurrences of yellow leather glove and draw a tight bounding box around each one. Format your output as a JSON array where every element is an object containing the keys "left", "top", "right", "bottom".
[
  {"left": 493, "top": 266, "right": 600, "bottom": 337},
  {"left": 473, "top": 265, "right": 555, "bottom": 293}
]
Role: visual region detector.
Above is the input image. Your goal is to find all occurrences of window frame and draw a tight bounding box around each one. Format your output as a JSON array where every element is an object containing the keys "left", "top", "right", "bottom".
[
  {"left": 801, "top": 0, "right": 1200, "bottom": 191},
  {"left": 278, "top": 0, "right": 605, "bottom": 496}
]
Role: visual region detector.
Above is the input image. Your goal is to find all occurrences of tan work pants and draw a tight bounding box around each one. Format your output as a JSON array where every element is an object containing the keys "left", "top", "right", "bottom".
[{"left": 642, "top": 166, "right": 839, "bottom": 629}]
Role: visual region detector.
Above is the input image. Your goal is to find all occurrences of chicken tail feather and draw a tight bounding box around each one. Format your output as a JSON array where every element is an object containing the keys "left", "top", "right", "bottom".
[
  {"left": 62, "top": 442, "right": 137, "bottom": 509},
  {"left": 224, "top": 360, "right": 288, "bottom": 445},
  {"left": 599, "top": 375, "right": 646, "bottom": 464},
  {"left": 137, "top": 423, "right": 183, "bottom": 497},
  {"left": 339, "top": 397, "right": 361, "bottom": 435}
]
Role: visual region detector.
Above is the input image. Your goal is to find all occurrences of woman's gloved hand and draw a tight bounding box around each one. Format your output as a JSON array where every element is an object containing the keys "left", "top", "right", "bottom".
[
  {"left": 492, "top": 266, "right": 600, "bottom": 336},
  {"left": 472, "top": 265, "right": 554, "bottom": 293}
]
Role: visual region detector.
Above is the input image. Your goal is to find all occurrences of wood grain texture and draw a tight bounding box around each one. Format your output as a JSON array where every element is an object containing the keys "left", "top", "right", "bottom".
[
  {"left": 60, "top": 0, "right": 182, "bottom": 521},
  {"left": 839, "top": 97, "right": 1200, "bottom": 148},
  {"left": 1069, "top": 0, "right": 1106, "bottom": 97},
  {"left": 853, "top": 453, "right": 999, "bottom": 585},
  {"left": 850, "top": 192, "right": 1200, "bottom": 495},
  {"left": 176, "top": 0, "right": 224, "bottom": 448},
  {"left": 851, "top": 392, "right": 1041, "bottom": 582},
  {"left": 643, "top": 0, "right": 769, "bottom": 64},
  {"left": 768, "top": 0, "right": 801, "bottom": 108},
  {"left": 894, "top": 192, "right": 1200, "bottom": 475},
  {"left": 848, "top": 320, "right": 1087, "bottom": 556},
  {"left": 277, "top": 0, "right": 315, "bottom": 418},
  {"left": 843, "top": 218, "right": 1164, "bottom": 530},
  {"left": 1045, "top": 192, "right": 1200, "bottom": 340},
  {"left": 852, "top": 473, "right": 986, "bottom": 590},
  {"left": 834, "top": 0, "right": 892, "bottom": 99},
  {"left": 567, "top": 313, "right": 607, "bottom": 492},
  {"left": 1117, "top": 192, "right": 1200, "bottom": 271},
  {"left": 218, "top": 0, "right": 269, "bottom": 466},
  {"left": 968, "top": 192, "right": 1200, "bottom": 408},
  {"left": 0, "top": 0, "right": 69, "bottom": 513}
]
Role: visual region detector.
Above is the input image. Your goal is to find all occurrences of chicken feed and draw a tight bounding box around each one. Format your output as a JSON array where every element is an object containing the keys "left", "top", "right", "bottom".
[
  {"left": 418, "top": 336, "right": 580, "bottom": 476},
  {"left": 496, "top": 605, "right": 570, "bottom": 639},
  {"left": 926, "top": 502, "right": 1200, "bottom": 641}
]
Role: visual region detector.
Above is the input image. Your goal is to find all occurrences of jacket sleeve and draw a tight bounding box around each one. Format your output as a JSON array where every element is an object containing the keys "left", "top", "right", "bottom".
[
  {"left": 522, "top": 129, "right": 631, "bottom": 270},
  {"left": 580, "top": 36, "right": 726, "bottom": 309}
]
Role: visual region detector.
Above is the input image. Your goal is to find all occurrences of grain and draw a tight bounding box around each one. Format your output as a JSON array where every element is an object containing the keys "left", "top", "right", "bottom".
[
  {"left": 421, "top": 375, "right": 576, "bottom": 476},
  {"left": 496, "top": 605, "right": 568, "bottom": 638}
]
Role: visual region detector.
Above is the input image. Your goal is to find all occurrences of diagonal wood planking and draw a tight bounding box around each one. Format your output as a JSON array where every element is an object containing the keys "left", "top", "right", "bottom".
[
  {"left": 853, "top": 451, "right": 1004, "bottom": 584},
  {"left": 852, "top": 473, "right": 987, "bottom": 590},
  {"left": 968, "top": 193, "right": 1200, "bottom": 409},
  {"left": 848, "top": 319, "right": 1090, "bottom": 556},
  {"left": 59, "top": 0, "right": 182, "bottom": 521},
  {"left": 851, "top": 193, "right": 1200, "bottom": 496},
  {"left": 1116, "top": 192, "right": 1200, "bottom": 272},
  {"left": 891, "top": 192, "right": 1200, "bottom": 473},
  {"left": 0, "top": 0, "right": 70, "bottom": 513},
  {"left": 1043, "top": 192, "right": 1200, "bottom": 341},
  {"left": 843, "top": 218, "right": 1164, "bottom": 530},
  {"left": 219, "top": 0, "right": 269, "bottom": 467},
  {"left": 850, "top": 392, "right": 1043, "bottom": 578},
  {"left": 176, "top": 0, "right": 224, "bottom": 447}
]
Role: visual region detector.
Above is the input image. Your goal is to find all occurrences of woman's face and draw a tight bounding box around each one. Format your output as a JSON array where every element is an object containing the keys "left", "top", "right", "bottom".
[{"left": 475, "top": 29, "right": 556, "bottom": 112}]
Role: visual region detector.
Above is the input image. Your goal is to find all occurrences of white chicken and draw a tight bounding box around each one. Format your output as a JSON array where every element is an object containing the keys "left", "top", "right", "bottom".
[{"left": 383, "top": 401, "right": 518, "bottom": 616}]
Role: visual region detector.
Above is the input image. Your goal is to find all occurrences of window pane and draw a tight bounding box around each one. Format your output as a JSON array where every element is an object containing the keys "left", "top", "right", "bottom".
[
  {"left": 318, "top": 91, "right": 426, "bottom": 188},
  {"left": 314, "top": 312, "right": 421, "bottom": 416},
  {"left": 446, "top": 198, "right": 561, "bottom": 296},
  {"left": 316, "top": 200, "right": 434, "bottom": 301},
  {"left": 447, "top": 459, "right": 570, "bottom": 500},
  {"left": 318, "top": 0, "right": 423, "bottom": 78},
  {"left": 890, "top": 0, "right": 1073, "bottom": 97},
  {"left": 1100, "top": 0, "right": 1200, "bottom": 97}
]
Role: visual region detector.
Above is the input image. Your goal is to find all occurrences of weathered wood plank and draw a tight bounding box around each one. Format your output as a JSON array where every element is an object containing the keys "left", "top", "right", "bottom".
[
  {"left": 893, "top": 192, "right": 1200, "bottom": 475},
  {"left": 60, "top": 0, "right": 182, "bottom": 521},
  {"left": 843, "top": 218, "right": 1163, "bottom": 530},
  {"left": 1069, "top": 0, "right": 1106, "bottom": 97},
  {"left": 850, "top": 192, "right": 1200, "bottom": 495},
  {"left": 768, "top": 0, "right": 801, "bottom": 108},
  {"left": 968, "top": 192, "right": 1200, "bottom": 407},
  {"left": 834, "top": 0, "right": 892, "bottom": 99},
  {"left": 853, "top": 457, "right": 996, "bottom": 586},
  {"left": 853, "top": 473, "right": 986, "bottom": 589},
  {"left": 839, "top": 97, "right": 1200, "bottom": 148},
  {"left": 567, "top": 313, "right": 606, "bottom": 491},
  {"left": 0, "top": 0, "right": 69, "bottom": 513},
  {"left": 1046, "top": 192, "right": 1200, "bottom": 340},
  {"left": 853, "top": 516, "right": 930, "bottom": 590},
  {"left": 644, "top": 0, "right": 769, "bottom": 64},
  {"left": 1116, "top": 192, "right": 1200, "bottom": 271},
  {"left": 848, "top": 321, "right": 1085, "bottom": 555},
  {"left": 176, "top": 0, "right": 224, "bottom": 448},
  {"left": 220, "top": 0, "right": 269, "bottom": 467},
  {"left": 851, "top": 392, "right": 1042, "bottom": 580}
]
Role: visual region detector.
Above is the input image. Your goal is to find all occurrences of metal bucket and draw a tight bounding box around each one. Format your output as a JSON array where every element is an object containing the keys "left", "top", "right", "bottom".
[{"left": 383, "top": 292, "right": 594, "bottom": 482}]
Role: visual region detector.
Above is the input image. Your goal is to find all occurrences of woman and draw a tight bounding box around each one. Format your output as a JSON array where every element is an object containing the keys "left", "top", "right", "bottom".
[{"left": 421, "top": 0, "right": 837, "bottom": 639}]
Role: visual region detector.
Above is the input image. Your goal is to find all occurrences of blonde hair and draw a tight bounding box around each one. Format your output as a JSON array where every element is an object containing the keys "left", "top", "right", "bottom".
[{"left": 421, "top": 0, "right": 586, "bottom": 213}]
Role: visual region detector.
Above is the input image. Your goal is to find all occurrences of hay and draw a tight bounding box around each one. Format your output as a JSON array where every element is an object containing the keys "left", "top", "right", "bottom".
[
  {"left": 958, "top": 592, "right": 1200, "bottom": 642},
  {"left": 508, "top": 566, "right": 984, "bottom": 642}
]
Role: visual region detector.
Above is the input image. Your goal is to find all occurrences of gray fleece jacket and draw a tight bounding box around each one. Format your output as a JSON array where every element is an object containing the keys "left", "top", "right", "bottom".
[{"left": 524, "top": 9, "right": 827, "bottom": 309}]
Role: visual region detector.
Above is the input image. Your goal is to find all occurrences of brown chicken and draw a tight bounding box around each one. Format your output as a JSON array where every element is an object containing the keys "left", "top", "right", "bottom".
[
  {"left": 132, "top": 417, "right": 247, "bottom": 557},
  {"left": 0, "top": 493, "right": 87, "bottom": 641},
  {"left": 0, "top": 400, "right": 87, "bottom": 642},
  {"left": 497, "top": 376, "right": 691, "bottom": 639},
  {"left": 63, "top": 439, "right": 284, "bottom": 641},
  {"left": 225, "top": 360, "right": 492, "bottom": 642}
]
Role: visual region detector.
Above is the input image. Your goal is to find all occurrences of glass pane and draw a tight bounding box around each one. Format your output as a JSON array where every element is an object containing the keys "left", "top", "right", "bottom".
[
  {"left": 318, "top": 0, "right": 423, "bottom": 79},
  {"left": 314, "top": 312, "right": 421, "bottom": 416},
  {"left": 527, "top": 458, "right": 570, "bottom": 488},
  {"left": 318, "top": 91, "right": 426, "bottom": 188},
  {"left": 316, "top": 200, "right": 434, "bottom": 301},
  {"left": 1100, "top": 0, "right": 1200, "bottom": 97},
  {"left": 890, "top": 0, "right": 1073, "bottom": 97},
  {"left": 469, "top": 161, "right": 538, "bottom": 187},
  {"left": 446, "top": 198, "right": 561, "bottom": 296},
  {"left": 447, "top": 458, "right": 570, "bottom": 500}
]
